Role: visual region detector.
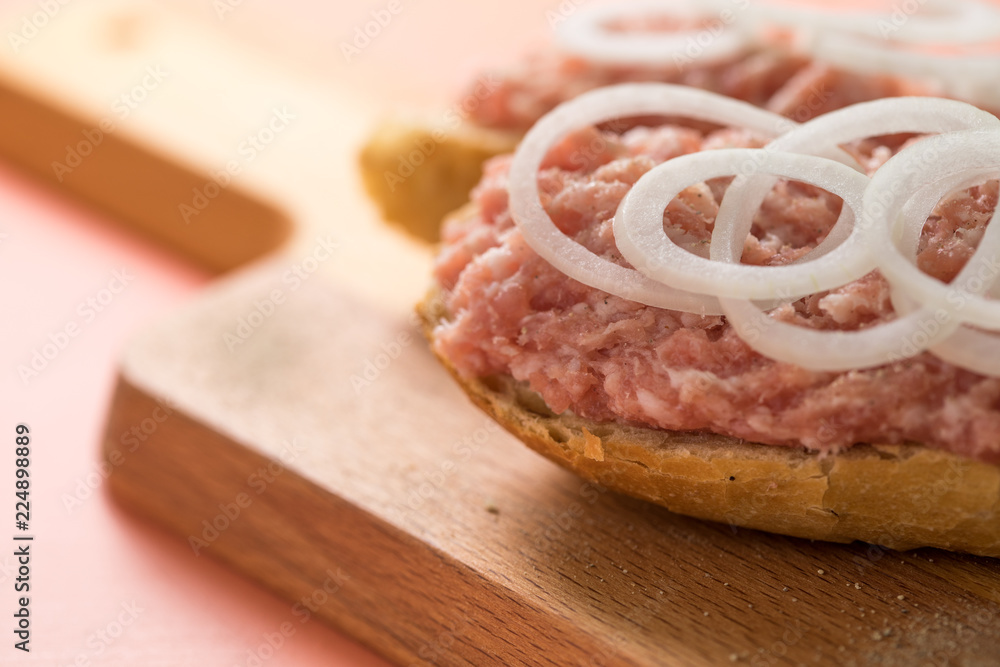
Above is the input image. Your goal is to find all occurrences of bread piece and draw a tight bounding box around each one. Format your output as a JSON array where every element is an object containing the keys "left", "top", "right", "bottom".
[
  {"left": 417, "top": 206, "right": 1000, "bottom": 559},
  {"left": 358, "top": 116, "right": 518, "bottom": 242}
]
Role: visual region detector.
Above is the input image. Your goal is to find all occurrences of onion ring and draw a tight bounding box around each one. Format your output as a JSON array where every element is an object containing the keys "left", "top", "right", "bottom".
[
  {"left": 614, "top": 148, "right": 871, "bottom": 301},
  {"left": 508, "top": 83, "right": 795, "bottom": 314},
  {"left": 554, "top": 0, "right": 751, "bottom": 67},
  {"left": 507, "top": 79, "right": 1000, "bottom": 373},
  {"left": 863, "top": 130, "right": 1000, "bottom": 330},
  {"left": 712, "top": 97, "right": 1000, "bottom": 265}
]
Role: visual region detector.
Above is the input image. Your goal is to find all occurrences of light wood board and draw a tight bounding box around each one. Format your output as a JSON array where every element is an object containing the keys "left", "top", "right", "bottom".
[{"left": 3, "top": 1, "right": 999, "bottom": 665}]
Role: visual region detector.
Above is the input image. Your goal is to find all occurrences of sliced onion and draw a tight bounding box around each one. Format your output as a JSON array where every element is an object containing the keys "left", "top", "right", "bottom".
[
  {"left": 507, "top": 83, "right": 795, "bottom": 315},
  {"left": 552, "top": 0, "right": 1000, "bottom": 109},
  {"left": 861, "top": 0, "right": 1000, "bottom": 44},
  {"left": 809, "top": 30, "right": 1000, "bottom": 109},
  {"left": 758, "top": 0, "right": 1000, "bottom": 45},
  {"left": 554, "top": 0, "right": 751, "bottom": 67},
  {"left": 718, "top": 297, "right": 962, "bottom": 371},
  {"left": 939, "top": 56, "right": 1000, "bottom": 110},
  {"left": 891, "top": 291, "right": 1000, "bottom": 377},
  {"left": 885, "top": 172, "right": 1000, "bottom": 377},
  {"left": 863, "top": 130, "right": 1000, "bottom": 330},
  {"left": 916, "top": 326, "right": 1000, "bottom": 377},
  {"left": 712, "top": 97, "right": 1000, "bottom": 265},
  {"left": 508, "top": 80, "right": 1000, "bottom": 374},
  {"left": 614, "top": 148, "right": 871, "bottom": 301},
  {"left": 721, "top": 169, "right": 1000, "bottom": 372}
]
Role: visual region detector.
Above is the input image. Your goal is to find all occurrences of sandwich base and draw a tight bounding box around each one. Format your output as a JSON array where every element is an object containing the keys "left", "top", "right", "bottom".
[{"left": 420, "top": 284, "right": 1000, "bottom": 559}]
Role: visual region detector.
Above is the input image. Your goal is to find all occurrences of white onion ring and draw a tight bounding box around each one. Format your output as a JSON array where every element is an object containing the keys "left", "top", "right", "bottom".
[
  {"left": 688, "top": 99, "right": 1000, "bottom": 370},
  {"left": 614, "top": 148, "right": 870, "bottom": 300},
  {"left": 863, "top": 130, "right": 1000, "bottom": 330},
  {"left": 506, "top": 79, "right": 1000, "bottom": 374},
  {"left": 507, "top": 83, "right": 796, "bottom": 315},
  {"left": 719, "top": 172, "right": 996, "bottom": 371},
  {"left": 712, "top": 97, "right": 1000, "bottom": 265},
  {"left": 915, "top": 326, "right": 1000, "bottom": 377},
  {"left": 554, "top": 0, "right": 751, "bottom": 67},
  {"left": 809, "top": 31, "right": 1000, "bottom": 108},
  {"left": 755, "top": 0, "right": 1000, "bottom": 45},
  {"left": 886, "top": 171, "right": 1000, "bottom": 376},
  {"left": 718, "top": 298, "right": 963, "bottom": 371},
  {"left": 552, "top": 0, "right": 1000, "bottom": 109}
]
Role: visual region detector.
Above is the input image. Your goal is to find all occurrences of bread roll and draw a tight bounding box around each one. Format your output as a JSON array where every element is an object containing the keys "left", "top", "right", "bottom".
[{"left": 418, "top": 206, "right": 1000, "bottom": 559}]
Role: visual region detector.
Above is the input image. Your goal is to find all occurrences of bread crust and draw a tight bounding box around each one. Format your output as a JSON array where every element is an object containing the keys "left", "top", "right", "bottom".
[
  {"left": 417, "top": 206, "right": 1000, "bottom": 558},
  {"left": 358, "top": 117, "right": 518, "bottom": 242}
]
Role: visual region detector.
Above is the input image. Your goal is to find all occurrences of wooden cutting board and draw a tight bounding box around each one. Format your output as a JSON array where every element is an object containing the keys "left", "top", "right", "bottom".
[{"left": 4, "top": 1, "right": 999, "bottom": 665}]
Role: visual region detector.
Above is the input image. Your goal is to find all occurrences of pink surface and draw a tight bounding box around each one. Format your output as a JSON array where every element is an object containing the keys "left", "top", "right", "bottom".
[
  {"left": 0, "top": 161, "right": 390, "bottom": 665},
  {"left": 5, "top": 0, "right": 999, "bottom": 664},
  {"left": 0, "top": 0, "right": 549, "bottom": 662}
]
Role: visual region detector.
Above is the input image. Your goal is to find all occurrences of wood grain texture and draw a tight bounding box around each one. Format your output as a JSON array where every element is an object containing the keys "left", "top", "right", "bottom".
[
  {"left": 103, "top": 262, "right": 1000, "bottom": 667},
  {"left": 5, "top": 0, "right": 996, "bottom": 665}
]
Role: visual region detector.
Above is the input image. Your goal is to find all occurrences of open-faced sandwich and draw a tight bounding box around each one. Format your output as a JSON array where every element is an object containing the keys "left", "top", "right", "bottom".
[{"left": 363, "top": 1, "right": 1000, "bottom": 557}]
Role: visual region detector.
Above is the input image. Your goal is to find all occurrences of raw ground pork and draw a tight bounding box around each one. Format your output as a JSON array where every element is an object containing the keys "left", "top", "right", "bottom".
[{"left": 432, "top": 123, "right": 1000, "bottom": 464}]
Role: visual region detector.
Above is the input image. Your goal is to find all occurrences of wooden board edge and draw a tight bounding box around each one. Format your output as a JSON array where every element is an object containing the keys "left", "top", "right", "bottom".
[
  {"left": 0, "top": 70, "right": 293, "bottom": 272},
  {"left": 100, "top": 372, "right": 636, "bottom": 667}
]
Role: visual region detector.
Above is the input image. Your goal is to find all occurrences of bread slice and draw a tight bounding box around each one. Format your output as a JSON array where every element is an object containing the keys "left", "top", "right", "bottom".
[
  {"left": 358, "top": 116, "right": 518, "bottom": 242},
  {"left": 417, "top": 206, "right": 1000, "bottom": 559}
]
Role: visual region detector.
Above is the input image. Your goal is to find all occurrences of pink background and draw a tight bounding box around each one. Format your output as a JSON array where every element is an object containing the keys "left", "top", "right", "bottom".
[
  {"left": 1, "top": 1, "right": 557, "bottom": 664},
  {"left": 3, "top": 0, "right": 996, "bottom": 665}
]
